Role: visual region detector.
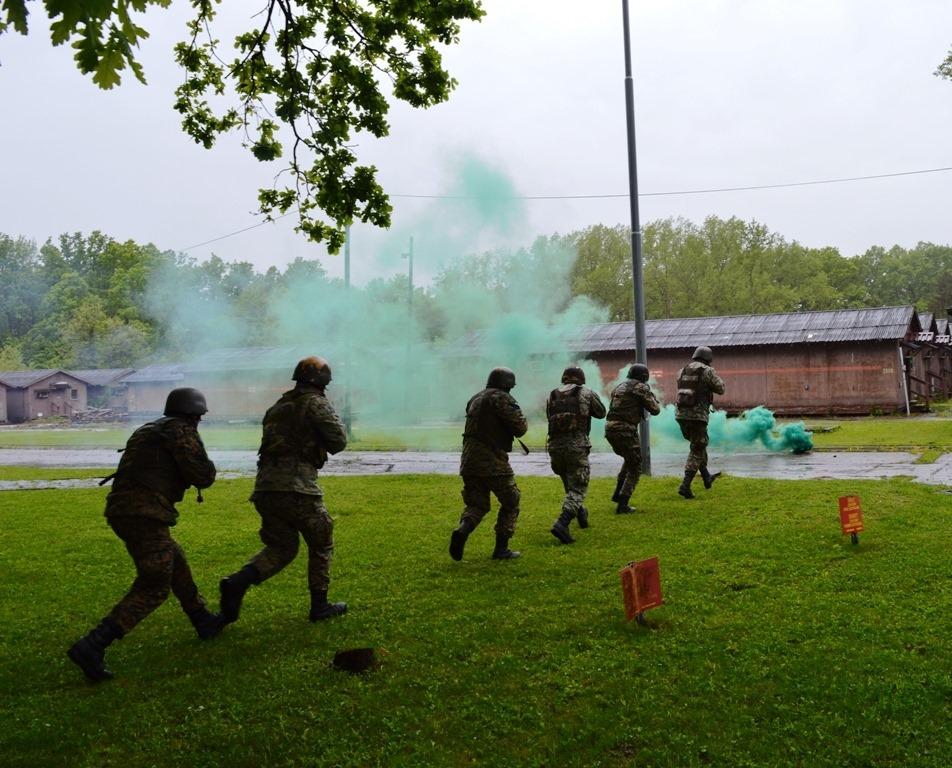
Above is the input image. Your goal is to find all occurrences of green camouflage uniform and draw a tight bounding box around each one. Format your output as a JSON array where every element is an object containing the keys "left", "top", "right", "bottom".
[
  {"left": 103, "top": 416, "right": 217, "bottom": 634},
  {"left": 546, "top": 384, "right": 606, "bottom": 519},
  {"left": 245, "top": 384, "right": 347, "bottom": 593},
  {"left": 674, "top": 361, "right": 726, "bottom": 473},
  {"left": 459, "top": 387, "right": 528, "bottom": 536},
  {"left": 604, "top": 380, "right": 661, "bottom": 497}
]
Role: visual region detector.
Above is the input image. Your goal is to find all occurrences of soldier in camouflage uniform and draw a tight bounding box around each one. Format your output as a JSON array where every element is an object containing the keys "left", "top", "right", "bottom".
[
  {"left": 547, "top": 366, "right": 606, "bottom": 544},
  {"left": 449, "top": 367, "right": 528, "bottom": 561},
  {"left": 67, "top": 387, "right": 220, "bottom": 683},
  {"left": 675, "top": 346, "right": 726, "bottom": 499},
  {"left": 604, "top": 363, "right": 661, "bottom": 514},
  {"left": 219, "top": 356, "right": 349, "bottom": 624}
]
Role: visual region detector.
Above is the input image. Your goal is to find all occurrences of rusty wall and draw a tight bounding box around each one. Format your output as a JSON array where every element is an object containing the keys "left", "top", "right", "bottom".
[{"left": 592, "top": 341, "right": 907, "bottom": 415}]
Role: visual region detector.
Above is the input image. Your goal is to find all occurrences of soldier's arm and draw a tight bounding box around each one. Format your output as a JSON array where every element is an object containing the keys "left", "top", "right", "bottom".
[
  {"left": 170, "top": 423, "right": 217, "bottom": 489},
  {"left": 498, "top": 393, "right": 529, "bottom": 438},
  {"left": 705, "top": 367, "right": 726, "bottom": 395},
  {"left": 587, "top": 389, "right": 607, "bottom": 419},
  {"left": 308, "top": 396, "right": 348, "bottom": 455},
  {"left": 641, "top": 386, "right": 662, "bottom": 416}
]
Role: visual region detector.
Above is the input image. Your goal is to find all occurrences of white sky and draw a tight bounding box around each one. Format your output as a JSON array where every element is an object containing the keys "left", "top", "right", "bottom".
[{"left": 1, "top": 0, "right": 951, "bottom": 285}]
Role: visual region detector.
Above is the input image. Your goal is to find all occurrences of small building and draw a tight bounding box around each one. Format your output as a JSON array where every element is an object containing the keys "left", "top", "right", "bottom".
[
  {"left": 69, "top": 368, "right": 135, "bottom": 409},
  {"left": 574, "top": 306, "right": 924, "bottom": 416},
  {"left": 119, "top": 364, "right": 187, "bottom": 418},
  {"left": 0, "top": 369, "right": 90, "bottom": 423},
  {"left": 0, "top": 384, "right": 7, "bottom": 423}
]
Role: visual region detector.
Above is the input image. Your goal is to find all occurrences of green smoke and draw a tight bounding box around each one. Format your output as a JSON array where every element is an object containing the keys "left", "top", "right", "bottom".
[{"left": 651, "top": 403, "right": 813, "bottom": 454}]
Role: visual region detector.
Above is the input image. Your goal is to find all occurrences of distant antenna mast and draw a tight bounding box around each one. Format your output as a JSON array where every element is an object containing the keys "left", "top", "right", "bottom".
[{"left": 622, "top": 0, "right": 651, "bottom": 475}]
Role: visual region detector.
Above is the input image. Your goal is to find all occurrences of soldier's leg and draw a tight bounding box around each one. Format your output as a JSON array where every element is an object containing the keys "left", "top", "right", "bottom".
[
  {"left": 606, "top": 429, "right": 634, "bottom": 504},
  {"left": 107, "top": 518, "right": 177, "bottom": 635},
  {"left": 221, "top": 493, "right": 299, "bottom": 623},
  {"left": 491, "top": 476, "right": 521, "bottom": 559},
  {"left": 677, "top": 420, "right": 707, "bottom": 498},
  {"left": 168, "top": 536, "right": 225, "bottom": 639},
  {"left": 696, "top": 425, "right": 720, "bottom": 489},
  {"left": 615, "top": 442, "right": 643, "bottom": 513},
  {"left": 451, "top": 476, "right": 491, "bottom": 561},
  {"left": 296, "top": 496, "right": 346, "bottom": 621},
  {"left": 549, "top": 451, "right": 576, "bottom": 544}
]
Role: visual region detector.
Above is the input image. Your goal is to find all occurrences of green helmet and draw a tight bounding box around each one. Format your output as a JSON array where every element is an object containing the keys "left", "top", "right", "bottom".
[
  {"left": 293, "top": 356, "right": 332, "bottom": 387},
  {"left": 486, "top": 367, "right": 516, "bottom": 391},
  {"left": 561, "top": 366, "right": 585, "bottom": 385},
  {"left": 692, "top": 346, "right": 713, "bottom": 364},
  {"left": 164, "top": 387, "right": 208, "bottom": 417},
  {"left": 627, "top": 363, "right": 649, "bottom": 382}
]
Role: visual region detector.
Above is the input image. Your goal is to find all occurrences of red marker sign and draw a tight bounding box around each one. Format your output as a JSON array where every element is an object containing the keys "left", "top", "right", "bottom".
[
  {"left": 838, "top": 495, "right": 864, "bottom": 544},
  {"left": 620, "top": 556, "right": 663, "bottom": 623}
]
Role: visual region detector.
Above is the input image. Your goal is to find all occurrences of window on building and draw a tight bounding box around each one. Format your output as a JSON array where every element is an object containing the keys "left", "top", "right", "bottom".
[
  {"left": 71, "top": 389, "right": 78, "bottom": 399},
  {"left": 35, "top": 390, "right": 49, "bottom": 399}
]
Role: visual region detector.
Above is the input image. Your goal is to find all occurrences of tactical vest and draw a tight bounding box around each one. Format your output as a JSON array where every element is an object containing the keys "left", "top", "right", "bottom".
[
  {"left": 258, "top": 389, "right": 328, "bottom": 468},
  {"left": 110, "top": 417, "right": 191, "bottom": 503},
  {"left": 463, "top": 389, "right": 514, "bottom": 452},
  {"left": 676, "top": 361, "right": 711, "bottom": 409},
  {"left": 607, "top": 381, "right": 643, "bottom": 425},
  {"left": 547, "top": 385, "right": 591, "bottom": 436}
]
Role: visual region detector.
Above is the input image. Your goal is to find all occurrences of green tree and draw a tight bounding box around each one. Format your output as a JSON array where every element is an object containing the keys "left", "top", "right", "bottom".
[{"left": 1, "top": 1, "right": 485, "bottom": 251}]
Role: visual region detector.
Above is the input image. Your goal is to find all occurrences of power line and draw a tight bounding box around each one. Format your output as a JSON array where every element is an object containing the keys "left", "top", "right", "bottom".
[{"left": 179, "top": 164, "right": 952, "bottom": 251}]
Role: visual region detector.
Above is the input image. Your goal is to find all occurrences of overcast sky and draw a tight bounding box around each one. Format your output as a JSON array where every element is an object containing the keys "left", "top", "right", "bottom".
[{"left": 1, "top": 0, "right": 951, "bottom": 285}]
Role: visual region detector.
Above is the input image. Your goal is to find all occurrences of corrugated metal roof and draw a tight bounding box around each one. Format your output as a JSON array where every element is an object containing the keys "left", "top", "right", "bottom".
[
  {"left": 919, "top": 313, "right": 934, "bottom": 331},
  {"left": 69, "top": 368, "right": 136, "bottom": 386},
  {"left": 938, "top": 318, "right": 950, "bottom": 336},
  {"left": 120, "top": 364, "right": 185, "bottom": 384},
  {"left": 0, "top": 369, "right": 64, "bottom": 388}
]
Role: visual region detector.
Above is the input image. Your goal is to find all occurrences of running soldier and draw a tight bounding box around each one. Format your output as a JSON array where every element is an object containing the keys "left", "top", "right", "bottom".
[
  {"left": 675, "top": 346, "right": 726, "bottom": 499},
  {"left": 219, "top": 356, "right": 348, "bottom": 624},
  {"left": 449, "top": 367, "right": 528, "bottom": 561},
  {"left": 547, "top": 366, "right": 606, "bottom": 543},
  {"left": 605, "top": 363, "right": 661, "bottom": 513},
  {"left": 67, "top": 387, "right": 220, "bottom": 682}
]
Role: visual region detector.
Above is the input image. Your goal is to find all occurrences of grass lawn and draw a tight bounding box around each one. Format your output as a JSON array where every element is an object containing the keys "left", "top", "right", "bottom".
[{"left": 0, "top": 475, "right": 949, "bottom": 767}]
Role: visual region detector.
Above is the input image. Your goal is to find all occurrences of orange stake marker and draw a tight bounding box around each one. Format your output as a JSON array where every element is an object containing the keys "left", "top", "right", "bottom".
[
  {"left": 838, "top": 495, "right": 864, "bottom": 545},
  {"left": 620, "top": 556, "right": 663, "bottom": 625}
]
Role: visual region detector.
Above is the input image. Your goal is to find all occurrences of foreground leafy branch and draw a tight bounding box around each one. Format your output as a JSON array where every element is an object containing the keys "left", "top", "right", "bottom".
[{"left": 1, "top": 0, "right": 485, "bottom": 252}]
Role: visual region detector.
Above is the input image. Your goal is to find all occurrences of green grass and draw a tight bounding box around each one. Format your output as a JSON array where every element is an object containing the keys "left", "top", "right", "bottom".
[
  {"left": 1, "top": 476, "right": 950, "bottom": 767},
  {"left": 0, "top": 466, "right": 111, "bottom": 481},
  {"left": 803, "top": 416, "right": 952, "bottom": 452}
]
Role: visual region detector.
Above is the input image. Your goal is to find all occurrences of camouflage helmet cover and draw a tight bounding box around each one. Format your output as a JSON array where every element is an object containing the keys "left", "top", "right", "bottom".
[
  {"left": 627, "top": 363, "right": 650, "bottom": 382},
  {"left": 692, "top": 346, "right": 713, "bottom": 364},
  {"left": 561, "top": 366, "right": 585, "bottom": 385},
  {"left": 486, "top": 367, "right": 516, "bottom": 391},
  {"left": 293, "top": 356, "right": 332, "bottom": 387},
  {"left": 164, "top": 387, "right": 208, "bottom": 417}
]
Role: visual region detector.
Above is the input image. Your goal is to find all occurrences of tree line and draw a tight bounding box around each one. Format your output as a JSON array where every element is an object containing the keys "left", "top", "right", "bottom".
[{"left": 1, "top": 216, "right": 951, "bottom": 371}]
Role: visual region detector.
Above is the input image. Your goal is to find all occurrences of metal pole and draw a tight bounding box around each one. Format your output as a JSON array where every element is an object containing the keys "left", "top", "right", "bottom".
[
  {"left": 407, "top": 235, "right": 414, "bottom": 312},
  {"left": 622, "top": 0, "right": 651, "bottom": 475},
  {"left": 343, "top": 226, "right": 352, "bottom": 437}
]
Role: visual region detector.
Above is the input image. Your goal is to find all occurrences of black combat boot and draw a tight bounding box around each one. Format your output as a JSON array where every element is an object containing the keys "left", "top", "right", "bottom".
[
  {"left": 576, "top": 505, "right": 590, "bottom": 529},
  {"left": 449, "top": 518, "right": 476, "bottom": 562},
  {"left": 550, "top": 510, "right": 575, "bottom": 544},
  {"left": 219, "top": 564, "right": 259, "bottom": 624},
  {"left": 186, "top": 607, "right": 226, "bottom": 640},
  {"left": 699, "top": 467, "right": 721, "bottom": 490},
  {"left": 678, "top": 470, "right": 696, "bottom": 499},
  {"left": 615, "top": 495, "right": 636, "bottom": 514},
  {"left": 491, "top": 533, "right": 521, "bottom": 560},
  {"left": 611, "top": 470, "right": 626, "bottom": 502},
  {"left": 67, "top": 618, "right": 123, "bottom": 682},
  {"left": 309, "top": 590, "right": 347, "bottom": 621}
]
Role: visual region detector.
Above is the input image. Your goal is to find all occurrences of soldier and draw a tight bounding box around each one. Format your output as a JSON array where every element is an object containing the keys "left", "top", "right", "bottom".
[
  {"left": 219, "top": 356, "right": 348, "bottom": 624},
  {"left": 604, "top": 363, "right": 661, "bottom": 514},
  {"left": 449, "top": 367, "right": 528, "bottom": 561},
  {"left": 67, "top": 387, "right": 220, "bottom": 683},
  {"left": 675, "top": 345, "right": 726, "bottom": 499},
  {"left": 547, "top": 366, "right": 606, "bottom": 543}
]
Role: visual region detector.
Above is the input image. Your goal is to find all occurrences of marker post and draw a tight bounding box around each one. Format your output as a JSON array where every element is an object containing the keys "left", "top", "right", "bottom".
[
  {"left": 838, "top": 495, "right": 864, "bottom": 545},
  {"left": 620, "top": 556, "right": 663, "bottom": 626}
]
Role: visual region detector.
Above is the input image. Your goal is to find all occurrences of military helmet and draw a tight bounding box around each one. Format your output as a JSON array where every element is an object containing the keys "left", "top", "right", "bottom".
[
  {"left": 627, "top": 363, "right": 650, "bottom": 382},
  {"left": 692, "top": 346, "right": 713, "bottom": 364},
  {"left": 164, "top": 387, "right": 208, "bottom": 417},
  {"left": 486, "top": 367, "right": 516, "bottom": 391},
  {"left": 293, "top": 356, "right": 332, "bottom": 387},
  {"left": 561, "top": 366, "right": 585, "bottom": 385}
]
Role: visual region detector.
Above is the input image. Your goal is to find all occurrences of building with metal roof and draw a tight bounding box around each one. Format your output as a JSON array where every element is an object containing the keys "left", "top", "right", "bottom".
[{"left": 0, "top": 369, "right": 90, "bottom": 422}]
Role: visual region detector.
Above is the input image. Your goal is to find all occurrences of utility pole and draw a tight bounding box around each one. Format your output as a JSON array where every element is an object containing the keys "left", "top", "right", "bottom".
[
  {"left": 343, "top": 226, "right": 352, "bottom": 437},
  {"left": 403, "top": 235, "right": 414, "bottom": 312},
  {"left": 622, "top": 0, "right": 651, "bottom": 475}
]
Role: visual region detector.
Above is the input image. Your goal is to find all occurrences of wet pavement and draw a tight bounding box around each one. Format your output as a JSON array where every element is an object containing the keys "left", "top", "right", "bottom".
[{"left": 1, "top": 447, "right": 950, "bottom": 489}]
